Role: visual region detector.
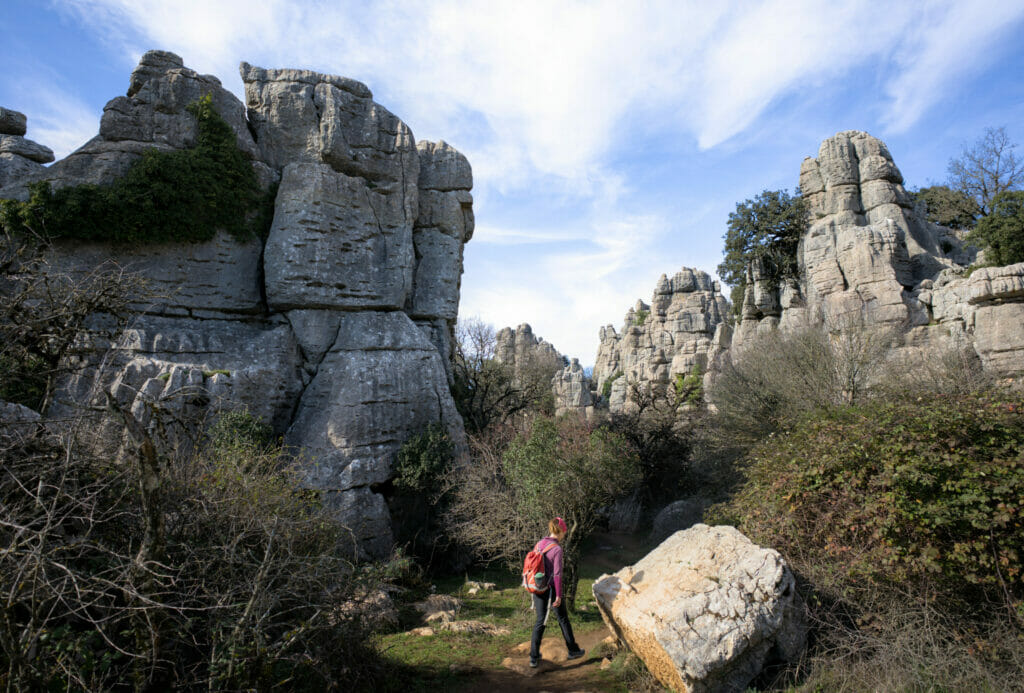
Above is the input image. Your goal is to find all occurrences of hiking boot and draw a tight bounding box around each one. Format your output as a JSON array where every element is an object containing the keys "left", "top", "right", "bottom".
[
  {"left": 529, "top": 656, "right": 540, "bottom": 668},
  {"left": 567, "top": 648, "right": 585, "bottom": 660}
]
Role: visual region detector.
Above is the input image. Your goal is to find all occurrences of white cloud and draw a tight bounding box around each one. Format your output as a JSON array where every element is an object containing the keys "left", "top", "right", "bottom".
[
  {"left": 882, "top": 0, "right": 1024, "bottom": 133},
  {"left": 4, "top": 78, "right": 100, "bottom": 161},
  {"left": 34, "top": 0, "right": 1024, "bottom": 360}
]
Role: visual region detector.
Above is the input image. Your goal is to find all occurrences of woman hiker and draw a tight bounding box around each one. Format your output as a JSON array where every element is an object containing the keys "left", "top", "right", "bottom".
[{"left": 529, "top": 516, "right": 585, "bottom": 668}]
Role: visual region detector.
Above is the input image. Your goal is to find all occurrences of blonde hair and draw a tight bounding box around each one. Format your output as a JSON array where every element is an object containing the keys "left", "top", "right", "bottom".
[{"left": 548, "top": 518, "right": 566, "bottom": 539}]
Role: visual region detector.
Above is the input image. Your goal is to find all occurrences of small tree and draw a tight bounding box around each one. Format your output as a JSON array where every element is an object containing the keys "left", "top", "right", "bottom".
[
  {"left": 912, "top": 185, "right": 981, "bottom": 230},
  {"left": 717, "top": 190, "right": 808, "bottom": 307},
  {"left": 969, "top": 190, "right": 1024, "bottom": 266},
  {"left": 448, "top": 416, "right": 640, "bottom": 608},
  {"left": 947, "top": 126, "right": 1023, "bottom": 217}
]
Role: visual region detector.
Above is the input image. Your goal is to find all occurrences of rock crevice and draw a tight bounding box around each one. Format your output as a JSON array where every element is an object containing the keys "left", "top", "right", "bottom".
[{"left": 0, "top": 50, "right": 473, "bottom": 558}]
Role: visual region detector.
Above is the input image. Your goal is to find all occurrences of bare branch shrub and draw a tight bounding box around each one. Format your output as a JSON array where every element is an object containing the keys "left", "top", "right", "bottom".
[
  {"left": 0, "top": 232, "right": 148, "bottom": 413},
  {"left": 0, "top": 400, "right": 391, "bottom": 691},
  {"left": 707, "top": 323, "right": 895, "bottom": 452},
  {"left": 451, "top": 317, "right": 564, "bottom": 432}
]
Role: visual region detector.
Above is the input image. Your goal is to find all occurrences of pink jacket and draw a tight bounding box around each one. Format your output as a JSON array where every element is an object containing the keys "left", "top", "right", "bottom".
[{"left": 533, "top": 537, "right": 563, "bottom": 599}]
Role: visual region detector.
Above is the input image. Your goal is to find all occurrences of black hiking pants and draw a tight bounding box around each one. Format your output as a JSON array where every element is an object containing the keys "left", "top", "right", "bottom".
[{"left": 530, "top": 589, "right": 579, "bottom": 659}]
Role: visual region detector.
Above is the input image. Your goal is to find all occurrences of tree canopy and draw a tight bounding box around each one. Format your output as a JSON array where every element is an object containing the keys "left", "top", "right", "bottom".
[
  {"left": 912, "top": 185, "right": 981, "bottom": 230},
  {"left": 717, "top": 190, "right": 808, "bottom": 309},
  {"left": 969, "top": 190, "right": 1024, "bottom": 266}
]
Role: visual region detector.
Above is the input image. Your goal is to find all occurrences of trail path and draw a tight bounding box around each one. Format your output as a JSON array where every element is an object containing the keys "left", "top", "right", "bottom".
[{"left": 458, "top": 625, "right": 615, "bottom": 693}]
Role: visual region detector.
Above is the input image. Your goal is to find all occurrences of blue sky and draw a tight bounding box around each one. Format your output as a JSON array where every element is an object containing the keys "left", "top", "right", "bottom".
[{"left": 3, "top": 1, "right": 1024, "bottom": 364}]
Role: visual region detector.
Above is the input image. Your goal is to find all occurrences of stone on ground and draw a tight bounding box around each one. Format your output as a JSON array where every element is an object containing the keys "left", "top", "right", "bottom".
[{"left": 593, "top": 523, "right": 805, "bottom": 693}]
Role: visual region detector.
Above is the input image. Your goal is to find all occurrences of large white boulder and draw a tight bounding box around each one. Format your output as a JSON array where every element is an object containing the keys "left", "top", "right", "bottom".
[{"left": 593, "top": 524, "right": 805, "bottom": 693}]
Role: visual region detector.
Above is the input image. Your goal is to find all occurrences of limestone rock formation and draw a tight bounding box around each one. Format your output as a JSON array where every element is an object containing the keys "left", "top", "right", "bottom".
[
  {"left": 494, "top": 323, "right": 563, "bottom": 371},
  {"left": 1, "top": 50, "right": 474, "bottom": 558},
  {"left": 730, "top": 129, "right": 1024, "bottom": 380},
  {"left": 0, "top": 108, "right": 52, "bottom": 189},
  {"left": 592, "top": 268, "right": 729, "bottom": 412},
  {"left": 552, "top": 358, "right": 594, "bottom": 416},
  {"left": 593, "top": 524, "right": 806, "bottom": 693},
  {"left": 0, "top": 107, "right": 28, "bottom": 136},
  {"left": 492, "top": 323, "right": 595, "bottom": 415}
]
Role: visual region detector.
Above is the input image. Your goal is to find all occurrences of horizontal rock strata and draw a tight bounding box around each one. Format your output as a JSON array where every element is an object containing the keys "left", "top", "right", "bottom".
[{"left": 0, "top": 50, "right": 474, "bottom": 558}]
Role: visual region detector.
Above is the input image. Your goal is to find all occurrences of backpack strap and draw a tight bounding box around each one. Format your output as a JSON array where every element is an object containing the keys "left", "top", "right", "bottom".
[{"left": 540, "top": 541, "right": 556, "bottom": 556}]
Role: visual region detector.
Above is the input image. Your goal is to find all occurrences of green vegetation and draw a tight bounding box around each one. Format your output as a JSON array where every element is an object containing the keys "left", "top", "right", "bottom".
[
  {"left": 913, "top": 184, "right": 981, "bottom": 230},
  {"left": 716, "top": 189, "right": 808, "bottom": 306},
  {"left": 673, "top": 365, "right": 703, "bottom": 406},
  {"left": 207, "top": 407, "right": 277, "bottom": 453},
  {"left": 0, "top": 94, "right": 273, "bottom": 244},
  {"left": 715, "top": 390, "right": 1024, "bottom": 605},
  {"left": 449, "top": 415, "right": 640, "bottom": 608},
  {"left": 600, "top": 370, "right": 622, "bottom": 399},
  {"left": 633, "top": 309, "right": 649, "bottom": 326},
  {"left": 970, "top": 189, "right": 1024, "bottom": 266},
  {"left": 390, "top": 424, "right": 458, "bottom": 564},
  {"left": 374, "top": 535, "right": 653, "bottom": 692}
]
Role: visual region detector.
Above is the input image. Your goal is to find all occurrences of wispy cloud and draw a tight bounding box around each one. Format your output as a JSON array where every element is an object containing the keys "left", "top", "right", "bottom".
[
  {"left": 33, "top": 0, "right": 1024, "bottom": 361},
  {"left": 883, "top": 0, "right": 1024, "bottom": 133}
]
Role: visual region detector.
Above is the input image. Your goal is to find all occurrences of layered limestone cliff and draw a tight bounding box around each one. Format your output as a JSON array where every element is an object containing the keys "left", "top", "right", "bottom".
[
  {"left": 589, "top": 131, "right": 1024, "bottom": 409},
  {"left": 733, "top": 130, "right": 1024, "bottom": 377},
  {"left": 492, "top": 323, "right": 595, "bottom": 416},
  {"left": 592, "top": 269, "right": 730, "bottom": 412},
  {"left": 0, "top": 50, "right": 474, "bottom": 558}
]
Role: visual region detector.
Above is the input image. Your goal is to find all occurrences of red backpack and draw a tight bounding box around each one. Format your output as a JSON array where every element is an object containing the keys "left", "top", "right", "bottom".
[{"left": 522, "top": 541, "right": 556, "bottom": 594}]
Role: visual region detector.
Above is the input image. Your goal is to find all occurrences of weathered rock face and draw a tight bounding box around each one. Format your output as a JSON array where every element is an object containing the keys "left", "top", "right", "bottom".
[
  {"left": 593, "top": 524, "right": 806, "bottom": 693},
  {"left": 552, "top": 358, "right": 594, "bottom": 416},
  {"left": 494, "top": 323, "right": 563, "bottom": 371},
  {"left": 592, "top": 268, "right": 729, "bottom": 412},
  {"left": 0, "top": 108, "right": 52, "bottom": 190},
  {"left": 730, "top": 130, "right": 1024, "bottom": 380},
  {"left": 1, "top": 50, "right": 474, "bottom": 559},
  {"left": 493, "top": 323, "right": 588, "bottom": 414}
]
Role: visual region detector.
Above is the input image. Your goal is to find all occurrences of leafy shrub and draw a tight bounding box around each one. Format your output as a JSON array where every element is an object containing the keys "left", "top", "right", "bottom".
[
  {"left": 600, "top": 370, "right": 622, "bottom": 399},
  {"left": 674, "top": 365, "right": 703, "bottom": 406},
  {"left": 394, "top": 423, "right": 453, "bottom": 494},
  {"left": 206, "top": 407, "right": 277, "bottom": 453},
  {"left": 448, "top": 416, "right": 640, "bottom": 606},
  {"left": 0, "top": 94, "right": 272, "bottom": 244},
  {"left": 713, "top": 390, "right": 1024, "bottom": 612},
  {"left": 389, "top": 424, "right": 458, "bottom": 568},
  {"left": 633, "top": 309, "right": 649, "bottom": 326},
  {"left": 969, "top": 189, "right": 1024, "bottom": 266}
]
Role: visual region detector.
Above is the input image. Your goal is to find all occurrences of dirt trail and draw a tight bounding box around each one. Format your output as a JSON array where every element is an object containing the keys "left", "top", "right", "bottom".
[{"left": 457, "top": 625, "right": 615, "bottom": 693}]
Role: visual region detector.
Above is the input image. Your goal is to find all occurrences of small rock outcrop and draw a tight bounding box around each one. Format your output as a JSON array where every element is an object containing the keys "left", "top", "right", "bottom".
[
  {"left": 592, "top": 268, "right": 730, "bottom": 411},
  {"left": 593, "top": 524, "right": 806, "bottom": 693},
  {"left": 1, "top": 50, "right": 474, "bottom": 559},
  {"left": 552, "top": 358, "right": 594, "bottom": 416},
  {"left": 0, "top": 107, "right": 53, "bottom": 189}
]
